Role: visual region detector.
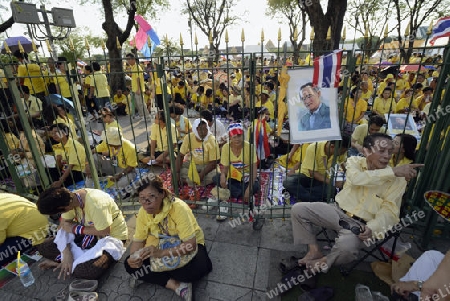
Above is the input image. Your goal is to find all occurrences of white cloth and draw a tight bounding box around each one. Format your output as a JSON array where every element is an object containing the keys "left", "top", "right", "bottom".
[
  {"left": 211, "top": 119, "right": 227, "bottom": 144},
  {"left": 192, "top": 118, "right": 212, "bottom": 142},
  {"left": 54, "top": 229, "right": 126, "bottom": 271},
  {"left": 400, "top": 250, "right": 445, "bottom": 297}
]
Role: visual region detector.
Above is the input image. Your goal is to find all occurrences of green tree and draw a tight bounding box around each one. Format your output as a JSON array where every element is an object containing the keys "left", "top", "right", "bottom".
[
  {"left": 266, "top": 0, "right": 308, "bottom": 65},
  {"left": 79, "top": 0, "right": 167, "bottom": 91},
  {"left": 392, "top": 0, "right": 445, "bottom": 63},
  {"left": 346, "top": 0, "right": 400, "bottom": 58},
  {"left": 53, "top": 27, "right": 105, "bottom": 63},
  {"left": 183, "top": 0, "right": 240, "bottom": 66},
  {"left": 298, "top": 0, "right": 347, "bottom": 54},
  {"left": 152, "top": 37, "right": 181, "bottom": 58}
]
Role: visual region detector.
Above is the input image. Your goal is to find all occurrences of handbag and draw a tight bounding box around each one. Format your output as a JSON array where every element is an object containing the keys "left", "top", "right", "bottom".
[{"left": 149, "top": 217, "right": 198, "bottom": 272}]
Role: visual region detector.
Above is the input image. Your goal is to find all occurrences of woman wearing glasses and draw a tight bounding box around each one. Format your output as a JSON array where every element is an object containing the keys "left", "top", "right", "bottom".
[{"left": 124, "top": 177, "right": 212, "bottom": 301}]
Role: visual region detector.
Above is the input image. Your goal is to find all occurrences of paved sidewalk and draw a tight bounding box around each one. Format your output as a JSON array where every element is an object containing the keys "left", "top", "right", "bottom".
[{"left": 2, "top": 214, "right": 302, "bottom": 301}]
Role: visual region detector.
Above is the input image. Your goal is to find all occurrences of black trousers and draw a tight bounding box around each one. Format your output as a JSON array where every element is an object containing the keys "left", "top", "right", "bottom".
[{"left": 124, "top": 244, "right": 212, "bottom": 287}]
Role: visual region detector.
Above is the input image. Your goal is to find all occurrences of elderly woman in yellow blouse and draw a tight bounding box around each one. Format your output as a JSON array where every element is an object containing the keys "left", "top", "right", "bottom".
[
  {"left": 0, "top": 193, "right": 49, "bottom": 267},
  {"left": 124, "top": 177, "right": 212, "bottom": 301},
  {"left": 87, "top": 127, "right": 137, "bottom": 188},
  {"left": 50, "top": 123, "right": 86, "bottom": 188},
  {"left": 389, "top": 134, "right": 417, "bottom": 167},
  {"left": 343, "top": 87, "right": 368, "bottom": 130}
]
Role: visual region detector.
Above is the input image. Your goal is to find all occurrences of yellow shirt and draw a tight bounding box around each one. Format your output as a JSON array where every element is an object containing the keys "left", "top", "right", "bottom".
[
  {"left": 17, "top": 63, "right": 46, "bottom": 94},
  {"left": 96, "top": 139, "right": 137, "bottom": 169},
  {"left": 173, "top": 84, "right": 187, "bottom": 99},
  {"left": 372, "top": 97, "right": 396, "bottom": 115},
  {"left": 300, "top": 141, "right": 347, "bottom": 178},
  {"left": 277, "top": 143, "right": 310, "bottom": 170},
  {"left": 389, "top": 155, "right": 413, "bottom": 167},
  {"left": 150, "top": 123, "right": 178, "bottom": 152},
  {"left": 133, "top": 197, "right": 205, "bottom": 246},
  {"left": 55, "top": 71, "right": 71, "bottom": 98},
  {"left": 130, "top": 64, "right": 145, "bottom": 93},
  {"left": 0, "top": 193, "right": 48, "bottom": 245},
  {"left": 255, "top": 100, "right": 275, "bottom": 119},
  {"left": 360, "top": 90, "right": 372, "bottom": 103},
  {"left": 336, "top": 156, "right": 407, "bottom": 239},
  {"left": 395, "top": 97, "right": 417, "bottom": 113},
  {"left": 4, "top": 132, "right": 20, "bottom": 150},
  {"left": 180, "top": 133, "right": 219, "bottom": 165},
  {"left": 343, "top": 98, "right": 368, "bottom": 124},
  {"left": 113, "top": 94, "right": 126, "bottom": 105},
  {"left": 61, "top": 189, "right": 128, "bottom": 241},
  {"left": 153, "top": 71, "right": 162, "bottom": 94},
  {"left": 55, "top": 116, "right": 78, "bottom": 139},
  {"left": 414, "top": 95, "right": 432, "bottom": 111},
  {"left": 90, "top": 71, "right": 110, "bottom": 98},
  {"left": 84, "top": 75, "right": 91, "bottom": 96},
  {"left": 54, "top": 137, "right": 86, "bottom": 171},
  {"left": 351, "top": 124, "right": 385, "bottom": 146},
  {"left": 220, "top": 141, "right": 257, "bottom": 174},
  {"left": 175, "top": 116, "right": 192, "bottom": 140}
]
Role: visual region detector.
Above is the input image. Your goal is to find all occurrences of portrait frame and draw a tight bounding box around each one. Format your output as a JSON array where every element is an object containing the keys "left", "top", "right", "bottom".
[
  {"left": 287, "top": 68, "right": 341, "bottom": 144},
  {"left": 385, "top": 113, "right": 420, "bottom": 137}
]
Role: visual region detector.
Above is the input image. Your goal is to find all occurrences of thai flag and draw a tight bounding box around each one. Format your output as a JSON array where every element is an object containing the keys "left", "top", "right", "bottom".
[
  {"left": 430, "top": 16, "right": 450, "bottom": 45},
  {"left": 312, "top": 50, "right": 343, "bottom": 88}
]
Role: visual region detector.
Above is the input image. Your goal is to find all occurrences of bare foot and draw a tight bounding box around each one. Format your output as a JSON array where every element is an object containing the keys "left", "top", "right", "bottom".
[
  {"left": 298, "top": 251, "right": 324, "bottom": 266},
  {"left": 38, "top": 259, "right": 59, "bottom": 270},
  {"left": 303, "top": 256, "right": 328, "bottom": 272}
]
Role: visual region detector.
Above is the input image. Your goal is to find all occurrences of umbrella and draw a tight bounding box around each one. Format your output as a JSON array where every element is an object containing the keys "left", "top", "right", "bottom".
[
  {"left": 400, "top": 64, "right": 428, "bottom": 72},
  {"left": 1, "top": 36, "right": 35, "bottom": 54},
  {"left": 45, "top": 94, "right": 76, "bottom": 114}
]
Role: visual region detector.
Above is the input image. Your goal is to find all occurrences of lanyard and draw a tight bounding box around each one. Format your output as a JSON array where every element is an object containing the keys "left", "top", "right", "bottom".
[{"left": 75, "top": 192, "right": 85, "bottom": 226}]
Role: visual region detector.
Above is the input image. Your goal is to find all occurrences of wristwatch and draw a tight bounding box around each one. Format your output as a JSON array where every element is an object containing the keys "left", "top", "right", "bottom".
[{"left": 417, "top": 280, "right": 424, "bottom": 291}]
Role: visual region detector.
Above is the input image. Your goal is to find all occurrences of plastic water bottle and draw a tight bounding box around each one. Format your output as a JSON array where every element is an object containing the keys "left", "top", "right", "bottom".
[{"left": 16, "top": 260, "right": 35, "bottom": 287}]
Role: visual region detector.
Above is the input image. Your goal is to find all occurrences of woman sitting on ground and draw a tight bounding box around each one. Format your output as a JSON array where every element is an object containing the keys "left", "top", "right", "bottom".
[
  {"left": 124, "top": 177, "right": 212, "bottom": 301},
  {"left": 390, "top": 133, "right": 417, "bottom": 167},
  {"left": 36, "top": 187, "right": 128, "bottom": 280},
  {"left": 214, "top": 123, "right": 260, "bottom": 202}
]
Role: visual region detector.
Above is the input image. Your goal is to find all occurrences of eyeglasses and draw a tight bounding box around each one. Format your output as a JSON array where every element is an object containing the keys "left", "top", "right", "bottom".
[
  {"left": 339, "top": 219, "right": 363, "bottom": 235},
  {"left": 138, "top": 193, "right": 160, "bottom": 204},
  {"left": 301, "top": 94, "right": 315, "bottom": 101}
]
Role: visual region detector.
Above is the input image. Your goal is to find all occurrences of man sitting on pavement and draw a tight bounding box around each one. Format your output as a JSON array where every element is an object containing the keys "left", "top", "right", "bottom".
[
  {"left": 200, "top": 109, "right": 228, "bottom": 148},
  {"left": 175, "top": 118, "right": 219, "bottom": 186},
  {"left": 290, "top": 133, "right": 423, "bottom": 271},
  {"left": 283, "top": 135, "right": 350, "bottom": 202}
]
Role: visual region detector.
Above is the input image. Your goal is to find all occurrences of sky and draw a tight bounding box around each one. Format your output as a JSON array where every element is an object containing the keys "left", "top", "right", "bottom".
[
  {"left": 0, "top": 0, "right": 322, "bottom": 55},
  {"left": 0, "top": 0, "right": 418, "bottom": 56}
]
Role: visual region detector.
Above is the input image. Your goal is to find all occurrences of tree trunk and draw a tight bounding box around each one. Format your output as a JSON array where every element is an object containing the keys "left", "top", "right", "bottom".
[
  {"left": 101, "top": 0, "right": 136, "bottom": 93},
  {"left": 0, "top": 16, "right": 14, "bottom": 33},
  {"left": 303, "top": 0, "right": 347, "bottom": 55}
]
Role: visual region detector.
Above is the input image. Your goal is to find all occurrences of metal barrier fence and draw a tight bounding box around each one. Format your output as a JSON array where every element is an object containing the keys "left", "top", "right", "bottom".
[{"left": 0, "top": 42, "right": 449, "bottom": 245}]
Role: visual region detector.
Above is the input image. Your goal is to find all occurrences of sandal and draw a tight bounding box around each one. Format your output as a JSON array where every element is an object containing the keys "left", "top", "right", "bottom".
[
  {"left": 175, "top": 282, "right": 192, "bottom": 301},
  {"left": 69, "top": 279, "right": 98, "bottom": 292},
  {"left": 68, "top": 291, "right": 98, "bottom": 301}
]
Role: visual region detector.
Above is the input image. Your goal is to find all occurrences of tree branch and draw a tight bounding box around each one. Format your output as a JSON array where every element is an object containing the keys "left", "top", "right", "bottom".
[{"left": 0, "top": 16, "right": 14, "bottom": 34}]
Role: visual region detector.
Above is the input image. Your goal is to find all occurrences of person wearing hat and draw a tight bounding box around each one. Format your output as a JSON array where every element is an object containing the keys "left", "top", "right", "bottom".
[
  {"left": 87, "top": 127, "right": 138, "bottom": 188},
  {"left": 297, "top": 83, "right": 331, "bottom": 131},
  {"left": 255, "top": 89, "right": 274, "bottom": 119},
  {"left": 214, "top": 123, "right": 260, "bottom": 205},
  {"left": 175, "top": 118, "right": 219, "bottom": 186}
]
